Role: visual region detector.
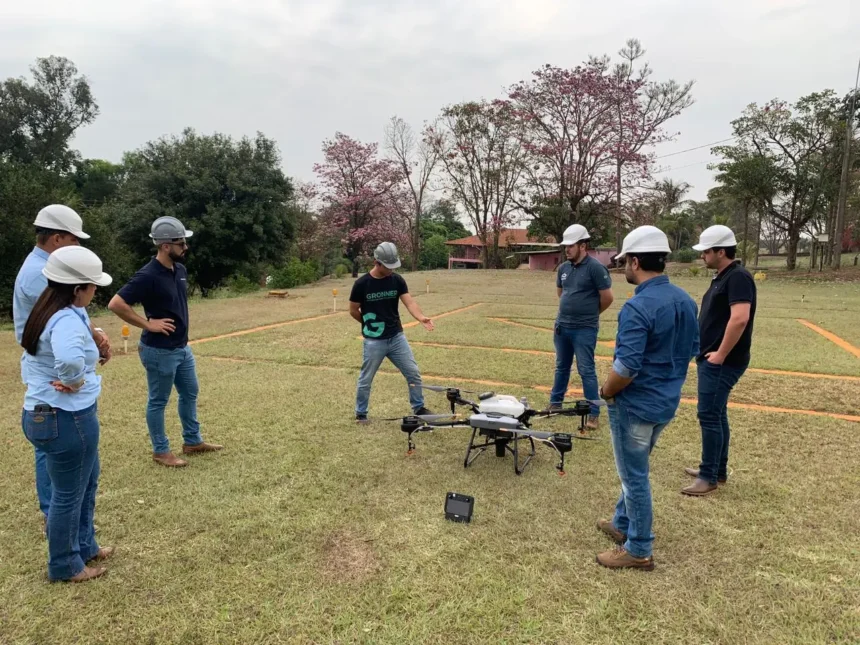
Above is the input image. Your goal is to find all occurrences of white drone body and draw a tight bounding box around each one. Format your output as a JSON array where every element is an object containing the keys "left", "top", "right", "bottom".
[{"left": 477, "top": 394, "right": 527, "bottom": 418}]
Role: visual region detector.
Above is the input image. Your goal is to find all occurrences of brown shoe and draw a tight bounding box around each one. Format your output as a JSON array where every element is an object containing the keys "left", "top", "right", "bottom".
[
  {"left": 597, "top": 519, "right": 626, "bottom": 545},
  {"left": 586, "top": 415, "right": 600, "bottom": 430},
  {"left": 182, "top": 441, "right": 224, "bottom": 455},
  {"left": 153, "top": 452, "right": 189, "bottom": 467},
  {"left": 596, "top": 546, "right": 654, "bottom": 571},
  {"left": 681, "top": 478, "right": 718, "bottom": 496},
  {"left": 65, "top": 565, "right": 107, "bottom": 583},
  {"left": 87, "top": 546, "right": 115, "bottom": 563},
  {"left": 684, "top": 467, "right": 726, "bottom": 484}
]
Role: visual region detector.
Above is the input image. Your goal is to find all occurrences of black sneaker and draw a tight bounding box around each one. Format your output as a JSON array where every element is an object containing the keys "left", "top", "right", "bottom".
[
  {"left": 355, "top": 413, "right": 369, "bottom": 424},
  {"left": 413, "top": 407, "right": 434, "bottom": 416}
]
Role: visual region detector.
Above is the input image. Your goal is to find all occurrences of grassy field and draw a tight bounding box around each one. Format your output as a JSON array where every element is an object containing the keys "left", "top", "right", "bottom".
[{"left": 1, "top": 268, "right": 859, "bottom": 644}]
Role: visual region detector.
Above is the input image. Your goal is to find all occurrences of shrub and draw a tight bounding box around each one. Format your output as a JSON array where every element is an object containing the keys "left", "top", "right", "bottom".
[
  {"left": 269, "top": 257, "right": 322, "bottom": 289},
  {"left": 672, "top": 249, "right": 697, "bottom": 263},
  {"left": 689, "top": 265, "right": 701, "bottom": 277},
  {"left": 226, "top": 273, "right": 259, "bottom": 294}
]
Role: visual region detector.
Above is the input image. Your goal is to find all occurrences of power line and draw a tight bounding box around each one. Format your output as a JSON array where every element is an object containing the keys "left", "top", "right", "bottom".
[
  {"left": 652, "top": 159, "right": 715, "bottom": 174},
  {"left": 653, "top": 137, "right": 736, "bottom": 160}
]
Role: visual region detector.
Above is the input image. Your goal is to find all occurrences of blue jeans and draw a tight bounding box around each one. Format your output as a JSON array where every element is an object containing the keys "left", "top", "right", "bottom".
[
  {"left": 36, "top": 447, "right": 51, "bottom": 519},
  {"left": 551, "top": 325, "right": 600, "bottom": 416},
  {"left": 22, "top": 403, "right": 101, "bottom": 581},
  {"left": 356, "top": 333, "right": 424, "bottom": 415},
  {"left": 696, "top": 360, "right": 747, "bottom": 484},
  {"left": 607, "top": 401, "right": 669, "bottom": 558},
  {"left": 138, "top": 344, "right": 203, "bottom": 453}
]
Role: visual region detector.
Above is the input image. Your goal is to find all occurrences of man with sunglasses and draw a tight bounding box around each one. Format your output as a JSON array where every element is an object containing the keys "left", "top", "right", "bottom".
[
  {"left": 109, "top": 216, "right": 223, "bottom": 467},
  {"left": 682, "top": 225, "right": 756, "bottom": 496}
]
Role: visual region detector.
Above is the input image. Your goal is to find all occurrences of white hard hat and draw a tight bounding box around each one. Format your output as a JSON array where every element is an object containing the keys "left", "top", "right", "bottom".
[
  {"left": 561, "top": 224, "right": 590, "bottom": 246},
  {"left": 33, "top": 204, "right": 90, "bottom": 240},
  {"left": 692, "top": 225, "right": 737, "bottom": 252},
  {"left": 42, "top": 246, "right": 112, "bottom": 287},
  {"left": 615, "top": 225, "right": 671, "bottom": 261}
]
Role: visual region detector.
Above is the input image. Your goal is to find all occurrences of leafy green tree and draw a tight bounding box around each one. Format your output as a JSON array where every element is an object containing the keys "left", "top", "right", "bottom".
[{"left": 113, "top": 128, "right": 295, "bottom": 294}]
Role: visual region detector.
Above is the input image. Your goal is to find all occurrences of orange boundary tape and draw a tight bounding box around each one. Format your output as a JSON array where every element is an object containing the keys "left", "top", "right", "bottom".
[
  {"left": 201, "top": 356, "right": 860, "bottom": 423},
  {"left": 189, "top": 312, "right": 345, "bottom": 345},
  {"left": 403, "top": 302, "right": 483, "bottom": 328},
  {"left": 797, "top": 319, "right": 860, "bottom": 359},
  {"left": 409, "top": 339, "right": 860, "bottom": 382},
  {"left": 488, "top": 317, "right": 615, "bottom": 348}
]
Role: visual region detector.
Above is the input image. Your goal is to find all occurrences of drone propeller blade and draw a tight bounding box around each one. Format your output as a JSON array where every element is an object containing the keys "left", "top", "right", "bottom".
[
  {"left": 410, "top": 383, "right": 476, "bottom": 394},
  {"left": 417, "top": 413, "right": 462, "bottom": 422}
]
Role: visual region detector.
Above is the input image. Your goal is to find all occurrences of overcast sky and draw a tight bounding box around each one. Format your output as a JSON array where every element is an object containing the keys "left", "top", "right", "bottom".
[{"left": 2, "top": 0, "right": 858, "bottom": 208}]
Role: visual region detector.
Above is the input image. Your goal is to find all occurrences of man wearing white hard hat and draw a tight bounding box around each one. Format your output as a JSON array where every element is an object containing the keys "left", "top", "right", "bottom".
[
  {"left": 682, "top": 225, "right": 756, "bottom": 497},
  {"left": 551, "top": 224, "right": 614, "bottom": 430},
  {"left": 19, "top": 246, "right": 114, "bottom": 582},
  {"left": 109, "top": 216, "right": 223, "bottom": 467},
  {"left": 595, "top": 225, "right": 699, "bottom": 570},
  {"left": 13, "top": 205, "right": 112, "bottom": 528}
]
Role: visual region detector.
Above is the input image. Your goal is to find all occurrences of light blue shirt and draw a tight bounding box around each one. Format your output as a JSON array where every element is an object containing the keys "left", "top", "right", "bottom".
[
  {"left": 13, "top": 247, "right": 91, "bottom": 344},
  {"left": 23, "top": 307, "right": 102, "bottom": 412}
]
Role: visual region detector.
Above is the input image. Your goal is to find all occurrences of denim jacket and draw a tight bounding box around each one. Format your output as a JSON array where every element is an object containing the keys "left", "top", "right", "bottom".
[{"left": 613, "top": 275, "right": 699, "bottom": 424}]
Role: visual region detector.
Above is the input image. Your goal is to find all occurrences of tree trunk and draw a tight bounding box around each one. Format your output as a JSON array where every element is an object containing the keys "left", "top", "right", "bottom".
[
  {"left": 411, "top": 207, "right": 420, "bottom": 272},
  {"left": 615, "top": 159, "right": 623, "bottom": 266},
  {"left": 754, "top": 213, "right": 762, "bottom": 269},
  {"left": 741, "top": 202, "right": 750, "bottom": 266},
  {"left": 786, "top": 231, "right": 799, "bottom": 270}
]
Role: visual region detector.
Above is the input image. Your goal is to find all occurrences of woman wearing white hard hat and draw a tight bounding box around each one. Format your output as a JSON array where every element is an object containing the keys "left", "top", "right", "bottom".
[{"left": 19, "top": 246, "right": 114, "bottom": 583}]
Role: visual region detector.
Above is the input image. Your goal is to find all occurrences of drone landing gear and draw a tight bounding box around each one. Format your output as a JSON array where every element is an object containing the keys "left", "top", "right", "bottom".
[{"left": 464, "top": 428, "right": 536, "bottom": 476}]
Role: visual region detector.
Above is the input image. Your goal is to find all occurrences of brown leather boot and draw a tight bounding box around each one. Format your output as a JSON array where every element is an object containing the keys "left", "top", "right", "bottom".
[
  {"left": 182, "top": 441, "right": 224, "bottom": 455},
  {"left": 586, "top": 415, "right": 600, "bottom": 430},
  {"left": 596, "top": 519, "right": 626, "bottom": 544},
  {"left": 681, "top": 478, "right": 718, "bottom": 496},
  {"left": 65, "top": 565, "right": 107, "bottom": 583},
  {"left": 684, "top": 467, "right": 726, "bottom": 484},
  {"left": 87, "top": 547, "right": 115, "bottom": 563},
  {"left": 153, "top": 452, "right": 189, "bottom": 467},
  {"left": 596, "top": 546, "right": 655, "bottom": 571}
]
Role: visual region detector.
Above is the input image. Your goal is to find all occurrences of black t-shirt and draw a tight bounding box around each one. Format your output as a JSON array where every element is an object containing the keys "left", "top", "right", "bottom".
[
  {"left": 117, "top": 258, "right": 190, "bottom": 349},
  {"left": 698, "top": 261, "right": 757, "bottom": 367},
  {"left": 349, "top": 272, "right": 409, "bottom": 339}
]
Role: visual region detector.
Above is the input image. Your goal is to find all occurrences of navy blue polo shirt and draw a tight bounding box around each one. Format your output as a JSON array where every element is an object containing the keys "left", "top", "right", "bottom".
[{"left": 117, "top": 258, "right": 190, "bottom": 349}]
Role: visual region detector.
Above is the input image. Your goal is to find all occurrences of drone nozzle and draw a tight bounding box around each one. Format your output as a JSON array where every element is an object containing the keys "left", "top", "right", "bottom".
[
  {"left": 400, "top": 417, "right": 423, "bottom": 433},
  {"left": 551, "top": 433, "right": 573, "bottom": 454}
]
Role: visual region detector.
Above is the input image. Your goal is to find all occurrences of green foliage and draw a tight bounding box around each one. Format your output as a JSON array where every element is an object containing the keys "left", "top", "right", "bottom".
[
  {"left": 112, "top": 128, "right": 295, "bottom": 294},
  {"left": 689, "top": 265, "right": 701, "bottom": 277},
  {"left": 424, "top": 199, "right": 470, "bottom": 240},
  {"left": 333, "top": 264, "right": 348, "bottom": 278},
  {"left": 419, "top": 234, "right": 449, "bottom": 269},
  {"left": 226, "top": 274, "right": 260, "bottom": 294},
  {"left": 269, "top": 258, "right": 321, "bottom": 289},
  {"left": 671, "top": 248, "right": 697, "bottom": 263}
]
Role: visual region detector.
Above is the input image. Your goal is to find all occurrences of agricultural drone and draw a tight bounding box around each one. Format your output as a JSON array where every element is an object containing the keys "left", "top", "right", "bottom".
[{"left": 388, "top": 385, "right": 605, "bottom": 476}]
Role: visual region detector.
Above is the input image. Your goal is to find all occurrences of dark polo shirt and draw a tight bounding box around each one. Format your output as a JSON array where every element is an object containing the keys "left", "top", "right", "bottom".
[{"left": 117, "top": 258, "right": 190, "bottom": 349}]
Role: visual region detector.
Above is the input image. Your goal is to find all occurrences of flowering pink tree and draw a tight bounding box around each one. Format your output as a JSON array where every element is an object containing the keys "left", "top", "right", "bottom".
[
  {"left": 313, "top": 133, "right": 409, "bottom": 276},
  {"left": 426, "top": 100, "right": 524, "bottom": 268},
  {"left": 505, "top": 59, "right": 643, "bottom": 242}
]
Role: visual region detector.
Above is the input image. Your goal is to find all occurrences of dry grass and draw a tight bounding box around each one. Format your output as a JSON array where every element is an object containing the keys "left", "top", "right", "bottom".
[{"left": 0, "top": 269, "right": 858, "bottom": 644}]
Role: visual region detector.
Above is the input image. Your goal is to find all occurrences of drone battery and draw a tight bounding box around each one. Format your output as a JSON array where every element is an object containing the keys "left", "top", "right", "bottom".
[
  {"left": 445, "top": 492, "right": 474, "bottom": 523},
  {"left": 469, "top": 413, "right": 522, "bottom": 432}
]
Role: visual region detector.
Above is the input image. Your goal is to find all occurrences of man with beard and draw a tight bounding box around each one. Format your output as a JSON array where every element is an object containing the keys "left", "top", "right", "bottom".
[
  {"left": 550, "top": 224, "right": 614, "bottom": 430},
  {"left": 682, "top": 225, "right": 756, "bottom": 496},
  {"left": 595, "top": 226, "right": 699, "bottom": 570},
  {"left": 108, "top": 217, "right": 223, "bottom": 467}
]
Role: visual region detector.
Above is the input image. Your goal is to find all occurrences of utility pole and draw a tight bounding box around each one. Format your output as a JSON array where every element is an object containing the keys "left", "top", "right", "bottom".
[{"left": 832, "top": 57, "right": 860, "bottom": 269}]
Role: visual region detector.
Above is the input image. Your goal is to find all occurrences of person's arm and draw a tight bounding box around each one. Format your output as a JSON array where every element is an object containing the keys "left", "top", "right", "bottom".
[
  {"left": 348, "top": 279, "right": 364, "bottom": 324},
  {"left": 108, "top": 294, "right": 175, "bottom": 335},
  {"left": 705, "top": 303, "right": 750, "bottom": 364},
  {"left": 600, "top": 304, "right": 649, "bottom": 400},
  {"left": 50, "top": 314, "right": 89, "bottom": 393},
  {"left": 400, "top": 293, "right": 434, "bottom": 331},
  {"left": 598, "top": 289, "right": 614, "bottom": 314},
  {"left": 349, "top": 301, "right": 363, "bottom": 323},
  {"left": 89, "top": 321, "right": 111, "bottom": 364},
  {"left": 556, "top": 265, "right": 563, "bottom": 298}
]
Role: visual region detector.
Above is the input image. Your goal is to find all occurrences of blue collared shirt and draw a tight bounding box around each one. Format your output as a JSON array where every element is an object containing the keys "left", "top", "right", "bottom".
[
  {"left": 612, "top": 275, "right": 699, "bottom": 424},
  {"left": 22, "top": 307, "right": 101, "bottom": 412}
]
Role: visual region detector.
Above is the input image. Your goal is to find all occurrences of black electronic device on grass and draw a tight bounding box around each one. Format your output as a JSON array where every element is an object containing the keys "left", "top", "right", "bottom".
[{"left": 445, "top": 492, "right": 474, "bottom": 523}]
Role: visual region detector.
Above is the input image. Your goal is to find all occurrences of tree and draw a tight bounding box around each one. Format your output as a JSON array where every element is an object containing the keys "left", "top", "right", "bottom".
[
  {"left": 610, "top": 40, "right": 694, "bottom": 252},
  {"left": 427, "top": 100, "right": 524, "bottom": 268},
  {"left": 72, "top": 158, "right": 125, "bottom": 205},
  {"left": 651, "top": 178, "right": 693, "bottom": 250},
  {"left": 424, "top": 199, "right": 470, "bottom": 240},
  {"left": 313, "top": 133, "right": 407, "bottom": 277},
  {"left": 713, "top": 93, "right": 843, "bottom": 269},
  {"left": 384, "top": 116, "right": 440, "bottom": 271},
  {"left": 112, "top": 128, "right": 295, "bottom": 293},
  {"left": 0, "top": 56, "right": 98, "bottom": 173}
]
